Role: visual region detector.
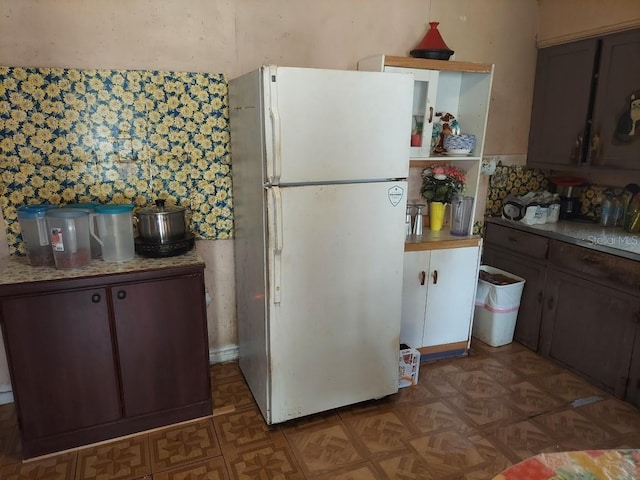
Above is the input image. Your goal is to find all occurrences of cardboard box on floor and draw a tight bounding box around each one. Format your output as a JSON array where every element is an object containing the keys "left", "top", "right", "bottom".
[{"left": 399, "top": 344, "right": 420, "bottom": 388}]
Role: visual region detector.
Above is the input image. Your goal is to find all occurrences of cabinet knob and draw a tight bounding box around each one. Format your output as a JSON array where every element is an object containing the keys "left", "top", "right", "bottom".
[
  {"left": 117, "top": 290, "right": 127, "bottom": 300},
  {"left": 432, "top": 270, "right": 438, "bottom": 285},
  {"left": 547, "top": 296, "right": 555, "bottom": 310},
  {"left": 91, "top": 293, "right": 101, "bottom": 303},
  {"left": 419, "top": 271, "right": 426, "bottom": 286},
  {"left": 582, "top": 255, "right": 600, "bottom": 266}
]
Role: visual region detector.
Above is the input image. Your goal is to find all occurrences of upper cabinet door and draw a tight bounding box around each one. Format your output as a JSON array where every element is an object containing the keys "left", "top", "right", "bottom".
[
  {"left": 528, "top": 28, "right": 640, "bottom": 171},
  {"left": 385, "top": 67, "right": 440, "bottom": 159},
  {"left": 527, "top": 39, "right": 598, "bottom": 168},
  {"left": 590, "top": 29, "right": 640, "bottom": 170}
]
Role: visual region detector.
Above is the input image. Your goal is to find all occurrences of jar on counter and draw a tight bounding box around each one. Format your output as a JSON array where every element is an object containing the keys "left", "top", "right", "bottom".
[{"left": 547, "top": 194, "right": 561, "bottom": 223}]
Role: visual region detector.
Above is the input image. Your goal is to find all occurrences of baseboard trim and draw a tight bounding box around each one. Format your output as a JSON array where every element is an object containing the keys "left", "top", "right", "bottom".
[{"left": 209, "top": 344, "right": 239, "bottom": 364}]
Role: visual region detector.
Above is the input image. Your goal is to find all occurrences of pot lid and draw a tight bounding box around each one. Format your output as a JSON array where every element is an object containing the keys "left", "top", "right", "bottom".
[
  {"left": 412, "top": 22, "right": 453, "bottom": 53},
  {"left": 137, "top": 199, "right": 185, "bottom": 215}
]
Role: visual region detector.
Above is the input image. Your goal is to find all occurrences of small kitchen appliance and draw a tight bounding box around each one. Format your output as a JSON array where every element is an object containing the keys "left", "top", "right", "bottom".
[
  {"left": 550, "top": 176, "right": 586, "bottom": 220},
  {"left": 134, "top": 199, "right": 194, "bottom": 258}
]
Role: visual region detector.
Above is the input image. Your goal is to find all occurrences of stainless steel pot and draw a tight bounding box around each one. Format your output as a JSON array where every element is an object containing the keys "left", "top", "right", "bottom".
[{"left": 135, "top": 199, "right": 186, "bottom": 244}]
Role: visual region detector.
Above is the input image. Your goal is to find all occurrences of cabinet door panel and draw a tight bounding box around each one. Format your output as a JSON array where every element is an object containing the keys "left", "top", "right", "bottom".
[
  {"left": 1, "top": 289, "right": 121, "bottom": 438},
  {"left": 112, "top": 273, "right": 210, "bottom": 417},
  {"left": 540, "top": 270, "right": 638, "bottom": 397},
  {"left": 386, "top": 67, "right": 439, "bottom": 159},
  {"left": 481, "top": 247, "right": 546, "bottom": 351},
  {"left": 400, "top": 251, "right": 430, "bottom": 347},
  {"left": 423, "top": 246, "right": 480, "bottom": 347},
  {"left": 527, "top": 39, "right": 597, "bottom": 167},
  {"left": 591, "top": 29, "right": 640, "bottom": 170}
]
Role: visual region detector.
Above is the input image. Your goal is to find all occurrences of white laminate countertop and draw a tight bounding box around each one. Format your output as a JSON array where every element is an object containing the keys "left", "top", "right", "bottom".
[
  {"left": 0, "top": 250, "right": 206, "bottom": 286},
  {"left": 486, "top": 217, "right": 640, "bottom": 262}
]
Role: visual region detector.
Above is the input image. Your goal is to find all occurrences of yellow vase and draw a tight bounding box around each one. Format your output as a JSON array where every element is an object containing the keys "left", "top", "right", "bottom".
[{"left": 429, "top": 202, "right": 446, "bottom": 231}]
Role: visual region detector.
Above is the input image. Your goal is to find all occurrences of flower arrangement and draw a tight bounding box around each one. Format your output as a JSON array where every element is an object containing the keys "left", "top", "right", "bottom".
[{"left": 420, "top": 164, "right": 466, "bottom": 204}]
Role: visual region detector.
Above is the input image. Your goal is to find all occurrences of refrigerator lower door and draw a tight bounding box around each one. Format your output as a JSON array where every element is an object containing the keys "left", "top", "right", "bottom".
[{"left": 265, "top": 181, "right": 407, "bottom": 424}]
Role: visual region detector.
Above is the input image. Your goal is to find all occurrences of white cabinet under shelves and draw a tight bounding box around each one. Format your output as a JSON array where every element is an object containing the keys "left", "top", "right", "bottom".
[
  {"left": 401, "top": 242, "right": 481, "bottom": 358},
  {"left": 358, "top": 55, "right": 492, "bottom": 360}
]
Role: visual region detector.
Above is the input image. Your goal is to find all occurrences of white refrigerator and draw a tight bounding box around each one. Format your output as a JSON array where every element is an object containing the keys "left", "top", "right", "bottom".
[{"left": 229, "top": 65, "right": 413, "bottom": 424}]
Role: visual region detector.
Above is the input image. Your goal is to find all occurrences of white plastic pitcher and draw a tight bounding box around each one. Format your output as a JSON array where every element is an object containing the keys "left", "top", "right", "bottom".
[
  {"left": 45, "top": 208, "right": 92, "bottom": 269},
  {"left": 91, "top": 204, "right": 135, "bottom": 262}
]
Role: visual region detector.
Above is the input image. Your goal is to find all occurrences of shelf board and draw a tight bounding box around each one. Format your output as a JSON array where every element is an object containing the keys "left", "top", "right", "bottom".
[
  {"left": 383, "top": 55, "right": 493, "bottom": 73},
  {"left": 405, "top": 230, "right": 481, "bottom": 251},
  {"left": 409, "top": 157, "right": 481, "bottom": 168}
]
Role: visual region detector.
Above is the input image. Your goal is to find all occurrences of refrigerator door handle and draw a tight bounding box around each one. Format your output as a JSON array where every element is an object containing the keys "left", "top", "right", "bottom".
[
  {"left": 271, "top": 186, "right": 283, "bottom": 304},
  {"left": 267, "top": 66, "right": 282, "bottom": 185}
]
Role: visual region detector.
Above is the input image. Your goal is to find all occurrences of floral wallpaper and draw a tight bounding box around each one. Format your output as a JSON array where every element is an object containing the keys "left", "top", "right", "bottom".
[
  {"left": 0, "top": 67, "right": 232, "bottom": 256},
  {"left": 483, "top": 162, "right": 630, "bottom": 225},
  {"left": 485, "top": 164, "right": 551, "bottom": 218}
]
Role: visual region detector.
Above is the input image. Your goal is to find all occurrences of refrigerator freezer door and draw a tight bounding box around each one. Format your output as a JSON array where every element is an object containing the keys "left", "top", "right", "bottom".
[
  {"left": 265, "top": 181, "right": 407, "bottom": 424},
  {"left": 264, "top": 66, "right": 413, "bottom": 185}
]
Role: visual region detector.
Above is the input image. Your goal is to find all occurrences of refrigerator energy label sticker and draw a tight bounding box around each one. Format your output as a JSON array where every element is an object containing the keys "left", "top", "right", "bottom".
[{"left": 387, "top": 186, "right": 405, "bottom": 206}]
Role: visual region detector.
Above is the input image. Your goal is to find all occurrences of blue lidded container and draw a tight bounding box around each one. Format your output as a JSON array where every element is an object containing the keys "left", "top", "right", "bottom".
[
  {"left": 65, "top": 202, "right": 101, "bottom": 258},
  {"left": 17, "top": 204, "right": 58, "bottom": 266}
]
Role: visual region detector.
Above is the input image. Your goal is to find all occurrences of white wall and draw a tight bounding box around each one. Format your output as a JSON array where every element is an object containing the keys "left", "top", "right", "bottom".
[
  {"left": 9, "top": 0, "right": 630, "bottom": 399},
  {"left": 0, "top": 0, "right": 539, "bottom": 340},
  {"left": 537, "top": 0, "right": 640, "bottom": 47}
]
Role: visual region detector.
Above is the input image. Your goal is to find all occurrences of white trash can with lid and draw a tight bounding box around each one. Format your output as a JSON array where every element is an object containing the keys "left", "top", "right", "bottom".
[{"left": 472, "top": 265, "right": 526, "bottom": 347}]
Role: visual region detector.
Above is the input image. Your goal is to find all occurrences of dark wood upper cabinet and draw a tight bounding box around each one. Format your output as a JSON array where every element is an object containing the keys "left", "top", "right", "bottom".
[
  {"left": 591, "top": 29, "right": 640, "bottom": 170},
  {"left": 528, "top": 28, "right": 640, "bottom": 171}
]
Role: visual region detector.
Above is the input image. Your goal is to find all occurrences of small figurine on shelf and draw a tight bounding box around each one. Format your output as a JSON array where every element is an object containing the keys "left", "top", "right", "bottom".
[{"left": 432, "top": 112, "right": 459, "bottom": 154}]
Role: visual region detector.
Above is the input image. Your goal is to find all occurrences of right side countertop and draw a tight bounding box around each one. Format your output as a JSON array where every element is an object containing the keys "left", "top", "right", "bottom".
[{"left": 485, "top": 217, "right": 640, "bottom": 262}]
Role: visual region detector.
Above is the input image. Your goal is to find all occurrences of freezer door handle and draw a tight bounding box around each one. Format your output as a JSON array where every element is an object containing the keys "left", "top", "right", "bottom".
[
  {"left": 271, "top": 186, "right": 283, "bottom": 304},
  {"left": 267, "top": 66, "right": 282, "bottom": 185}
]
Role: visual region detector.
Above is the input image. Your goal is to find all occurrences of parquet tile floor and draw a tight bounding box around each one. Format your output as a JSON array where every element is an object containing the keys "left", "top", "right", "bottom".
[{"left": 0, "top": 340, "right": 639, "bottom": 479}]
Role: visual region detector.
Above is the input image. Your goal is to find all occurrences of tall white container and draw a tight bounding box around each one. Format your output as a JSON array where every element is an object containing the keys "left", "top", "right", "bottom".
[{"left": 91, "top": 204, "right": 135, "bottom": 262}]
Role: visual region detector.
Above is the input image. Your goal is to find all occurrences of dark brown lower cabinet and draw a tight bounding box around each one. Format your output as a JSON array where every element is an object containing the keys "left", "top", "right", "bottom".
[
  {"left": 0, "top": 264, "right": 212, "bottom": 459},
  {"left": 539, "top": 270, "right": 638, "bottom": 398},
  {"left": 482, "top": 220, "right": 640, "bottom": 408}
]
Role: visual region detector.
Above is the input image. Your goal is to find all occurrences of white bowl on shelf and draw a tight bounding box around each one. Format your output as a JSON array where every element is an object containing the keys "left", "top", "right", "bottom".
[{"left": 443, "top": 134, "right": 476, "bottom": 155}]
